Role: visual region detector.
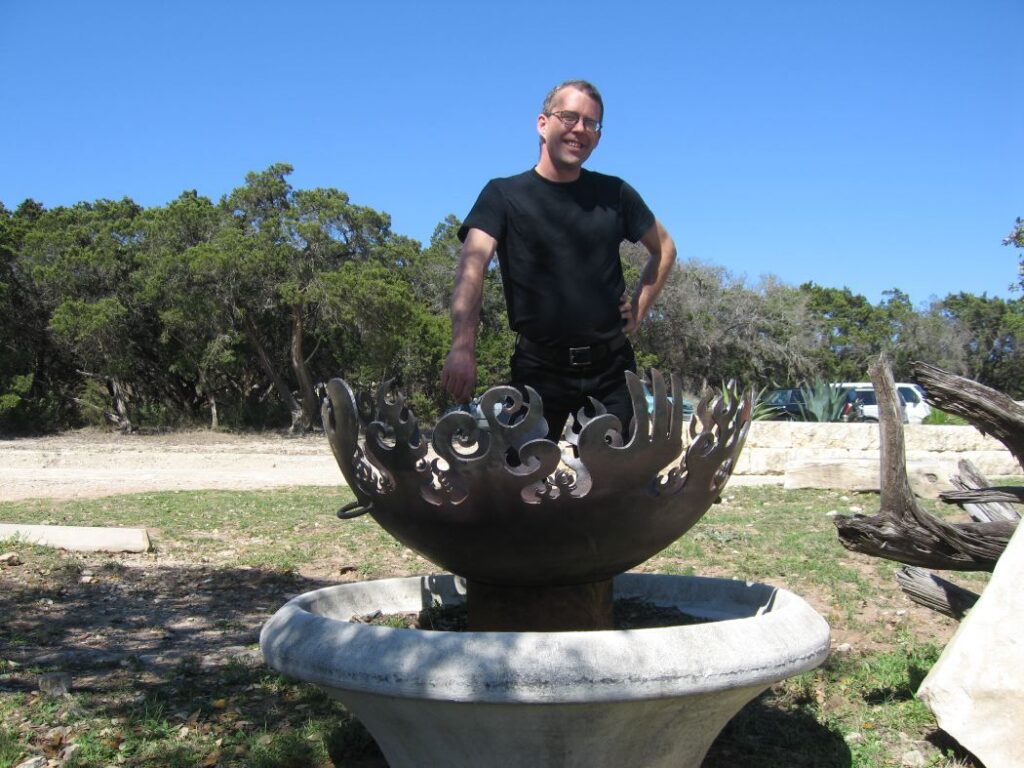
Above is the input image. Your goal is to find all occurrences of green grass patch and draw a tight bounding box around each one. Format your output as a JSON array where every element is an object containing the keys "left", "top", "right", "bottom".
[
  {"left": 922, "top": 409, "right": 969, "bottom": 426},
  {"left": 0, "top": 725, "right": 26, "bottom": 767}
]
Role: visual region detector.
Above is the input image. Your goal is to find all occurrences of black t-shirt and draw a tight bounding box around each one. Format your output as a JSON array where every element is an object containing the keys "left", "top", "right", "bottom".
[{"left": 458, "top": 168, "right": 655, "bottom": 346}]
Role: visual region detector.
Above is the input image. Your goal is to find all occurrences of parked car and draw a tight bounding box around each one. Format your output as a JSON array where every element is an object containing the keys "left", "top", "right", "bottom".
[
  {"left": 759, "top": 388, "right": 806, "bottom": 419},
  {"left": 760, "top": 383, "right": 918, "bottom": 423},
  {"left": 896, "top": 383, "right": 931, "bottom": 424},
  {"left": 839, "top": 386, "right": 890, "bottom": 422},
  {"left": 838, "top": 382, "right": 929, "bottom": 424}
]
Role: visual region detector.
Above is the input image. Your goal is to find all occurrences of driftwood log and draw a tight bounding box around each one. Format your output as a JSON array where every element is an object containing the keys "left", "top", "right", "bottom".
[
  {"left": 941, "top": 487, "right": 1024, "bottom": 506},
  {"left": 894, "top": 566, "right": 979, "bottom": 620},
  {"left": 941, "top": 459, "right": 1023, "bottom": 523},
  {"left": 914, "top": 361, "right": 1024, "bottom": 467},
  {"left": 833, "top": 359, "right": 1018, "bottom": 572},
  {"left": 908, "top": 460, "right": 1020, "bottom": 617}
]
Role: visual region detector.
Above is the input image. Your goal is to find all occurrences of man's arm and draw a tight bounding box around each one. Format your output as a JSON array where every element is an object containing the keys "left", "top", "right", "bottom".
[
  {"left": 440, "top": 227, "right": 498, "bottom": 403},
  {"left": 624, "top": 218, "right": 677, "bottom": 334}
]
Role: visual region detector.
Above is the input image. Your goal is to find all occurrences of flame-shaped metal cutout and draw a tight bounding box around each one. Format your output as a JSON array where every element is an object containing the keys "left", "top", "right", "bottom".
[{"left": 323, "top": 371, "right": 752, "bottom": 586}]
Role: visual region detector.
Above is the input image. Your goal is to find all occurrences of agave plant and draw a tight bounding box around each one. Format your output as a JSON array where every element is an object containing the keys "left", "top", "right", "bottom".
[
  {"left": 796, "top": 379, "right": 849, "bottom": 422},
  {"left": 749, "top": 385, "right": 787, "bottom": 421}
]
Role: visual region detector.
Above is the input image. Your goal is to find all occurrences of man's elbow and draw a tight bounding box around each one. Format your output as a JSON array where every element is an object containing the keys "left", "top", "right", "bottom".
[
  {"left": 643, "top": 220, "right": 675, "bottom": 259},
  {"left": 652, "top": 234, "right": 677, "bottom": 276},
  {"left": 665, "top": 240, "right": 678, "bottom": 266},
  {"left": 658, "top": 223, "right": 677, "bottom": 259}
]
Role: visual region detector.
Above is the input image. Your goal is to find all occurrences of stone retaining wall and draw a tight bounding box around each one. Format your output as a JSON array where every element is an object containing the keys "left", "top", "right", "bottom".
[{"left": 732, "top": 422, "right": 1020, "bottom": 486}]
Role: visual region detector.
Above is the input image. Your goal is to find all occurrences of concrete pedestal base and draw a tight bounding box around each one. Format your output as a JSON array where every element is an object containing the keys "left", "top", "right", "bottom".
[{"left": 260, "top": 573, "right": 830, "bottom": 768}]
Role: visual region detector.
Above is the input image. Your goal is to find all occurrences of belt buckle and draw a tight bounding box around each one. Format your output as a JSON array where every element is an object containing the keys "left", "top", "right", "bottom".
[{"left": 569, "top": 345, "right": 592, "bottom": 367}]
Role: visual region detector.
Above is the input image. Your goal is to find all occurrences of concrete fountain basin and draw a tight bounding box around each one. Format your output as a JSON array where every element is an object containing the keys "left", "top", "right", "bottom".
[{"left": 261, "top": 572, "right": 830, "bottom": 768}]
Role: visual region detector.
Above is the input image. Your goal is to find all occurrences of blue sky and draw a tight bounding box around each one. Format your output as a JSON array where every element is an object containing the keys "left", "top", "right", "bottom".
[{"left": 2, "top": 1, "right": 1020, "bottom": 306}]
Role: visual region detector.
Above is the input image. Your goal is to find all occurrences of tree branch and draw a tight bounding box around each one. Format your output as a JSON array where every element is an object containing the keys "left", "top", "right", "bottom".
[{"left": 913, "top": 361, "right": 1024, "bottom": 468}]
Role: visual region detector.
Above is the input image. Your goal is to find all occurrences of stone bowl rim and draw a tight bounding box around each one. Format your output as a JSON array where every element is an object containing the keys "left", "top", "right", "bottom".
[{"left": 260, "top": 573, "right": 831, "bottom": 705}]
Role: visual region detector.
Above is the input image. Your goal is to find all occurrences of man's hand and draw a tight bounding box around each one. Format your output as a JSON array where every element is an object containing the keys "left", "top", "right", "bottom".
[
  {"left": 620, "top": 294, "right": 638, "bottom": 335},
  {"left": 441, "top": 347, "right": 477, "bottom": 404}
]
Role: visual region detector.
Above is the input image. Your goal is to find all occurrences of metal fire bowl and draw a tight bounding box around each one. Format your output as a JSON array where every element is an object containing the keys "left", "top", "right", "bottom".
[{"left": 323, "top": 371, "right": 751, "bottom": 588}]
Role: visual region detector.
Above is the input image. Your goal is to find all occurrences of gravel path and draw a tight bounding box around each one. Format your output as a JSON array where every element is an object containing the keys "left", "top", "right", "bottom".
[{"left": 0, "top": 430, "right": 345, "bottom": 502}]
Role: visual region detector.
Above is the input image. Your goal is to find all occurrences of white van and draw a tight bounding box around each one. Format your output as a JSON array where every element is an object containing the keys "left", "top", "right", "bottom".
[{"left": 838, "top": 382, "right": 931, "bottom": 424}]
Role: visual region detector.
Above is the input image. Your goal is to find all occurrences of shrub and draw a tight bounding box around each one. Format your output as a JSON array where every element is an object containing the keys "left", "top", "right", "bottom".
[{"left": 797, "top": 380, "right": 848, "bottom": 422}]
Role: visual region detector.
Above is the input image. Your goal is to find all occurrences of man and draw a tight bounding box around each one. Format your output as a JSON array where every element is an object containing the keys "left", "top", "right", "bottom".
[{"left": 441, "top": 79, "right": 677, "bottom": 440}]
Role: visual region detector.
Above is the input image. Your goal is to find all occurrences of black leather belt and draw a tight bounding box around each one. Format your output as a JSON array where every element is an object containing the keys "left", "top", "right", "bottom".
[{"left": 516, "top": 333, "right": 628, "bottom": 368}]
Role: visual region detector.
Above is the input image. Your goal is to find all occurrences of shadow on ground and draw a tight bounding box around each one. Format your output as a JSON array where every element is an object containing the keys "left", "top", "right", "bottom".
[
  {"left": 1, "top": 556, "right": 337, "bottom": 689},
  {"left": 702, "top": 692, "right": 852, "bottom": 767}
]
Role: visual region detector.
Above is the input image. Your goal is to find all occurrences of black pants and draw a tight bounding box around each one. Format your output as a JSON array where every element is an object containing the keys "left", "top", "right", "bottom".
[{"left": 510, "top": 338, "right": 637, "bottom": 442}]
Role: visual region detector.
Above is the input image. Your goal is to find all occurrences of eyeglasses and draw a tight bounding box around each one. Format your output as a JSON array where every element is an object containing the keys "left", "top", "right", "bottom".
[{"left": 546, "top": 110, "right": 602, "bottom": 133}]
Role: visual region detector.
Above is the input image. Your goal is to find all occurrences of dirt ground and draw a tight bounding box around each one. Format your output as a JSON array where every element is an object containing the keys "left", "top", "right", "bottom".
[{"left": 0, "top": 429, "right": 345, "bottom": 502}]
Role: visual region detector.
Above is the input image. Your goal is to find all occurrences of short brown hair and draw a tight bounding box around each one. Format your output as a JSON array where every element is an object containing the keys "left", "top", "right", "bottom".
[{"left": 542, "top": 80, "right": 604, "bottom": 121}]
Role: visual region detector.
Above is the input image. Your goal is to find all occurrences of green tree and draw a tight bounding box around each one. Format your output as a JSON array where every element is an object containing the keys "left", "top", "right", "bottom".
[
  {"left": 629, "top": 250, "right": 818, "bottom": 393},
  {"left": 188, "top": 164, "right": 433, "bottom": 431},
  {"left": 940, "top": 292, "right": 1024, "bottom": 397},
  {"left": 285, "top": 184, "right": 409, "bottom": 428},
  {"left": 216, "top": 164, "right": 307, "bottom": 428},
  {"left": 0, "top": 201, "right": 67, "bottom": 432},
  {"left": 799, "top": 283, "right": 890, "bottom": 381},
  {"left": 136, "top": 190, "right": 244, "bottom": 428},
  {"left": 17, "top": 197, "right": 154, "bottom": 430},
  {"left": 407, "top": 215, "right": 462, "bottom": 315},
  {"left": 878, "top": 291, "right": 969, "bottom": 380}
]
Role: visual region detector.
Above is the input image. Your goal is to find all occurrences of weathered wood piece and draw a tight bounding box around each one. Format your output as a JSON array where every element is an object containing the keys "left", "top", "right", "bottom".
[
  {"left": 894, "top": 566, "right": 979, "bottom": 620},
  {"left": 833, "top": 358, "right": 1017, "bottom": 571},
  {"left": 913, "top": 361, "right": 1024, "bottom": 469},
  {"left": 941, "top": 488, "right": 1024, "bottom": 507},
  {"left": 946, "top": 460, "right": 1021, "bottom": 523}
]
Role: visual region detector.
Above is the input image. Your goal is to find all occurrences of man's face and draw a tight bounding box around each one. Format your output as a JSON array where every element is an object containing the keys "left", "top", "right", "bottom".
[{"left": 537, "top": 87, "right": 602, "bottom": 173}]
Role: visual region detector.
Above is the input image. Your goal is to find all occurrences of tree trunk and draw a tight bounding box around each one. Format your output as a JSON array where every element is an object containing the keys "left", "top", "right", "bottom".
[
  {"left": 290, "top": 303, "right": 319, "bottom": 433},
  {"left": 106, "top": 377, "right": 132, "bottom": 433},
  {"left": 240, "top": 312, "right": 303, "bottom": 429}
]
